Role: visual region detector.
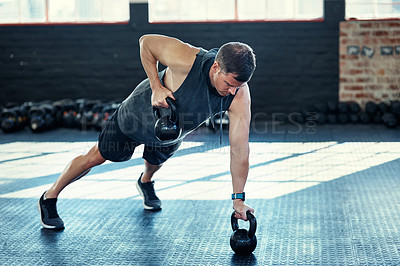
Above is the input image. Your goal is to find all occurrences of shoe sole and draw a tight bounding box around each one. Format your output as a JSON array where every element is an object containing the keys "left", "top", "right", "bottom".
[
  {"left": 37, "top": 197, "right": 63, "bottom": 230},
  {"left": 135, "top": 181, "right": 161, "bottom": 211}
]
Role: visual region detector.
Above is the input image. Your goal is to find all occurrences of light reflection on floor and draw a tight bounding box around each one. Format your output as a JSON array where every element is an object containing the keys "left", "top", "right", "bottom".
[{"left": 0, "top": 141, "right": 399, "bottom": 200}]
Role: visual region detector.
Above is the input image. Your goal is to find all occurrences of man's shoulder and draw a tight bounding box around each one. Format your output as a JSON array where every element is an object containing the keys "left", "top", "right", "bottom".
[{"left": 228, "top": 84, "right": 251, "bottom": 112}]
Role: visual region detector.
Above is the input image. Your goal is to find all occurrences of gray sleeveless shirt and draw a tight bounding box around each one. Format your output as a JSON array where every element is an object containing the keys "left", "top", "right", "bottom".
[{"left": 117, "top": 48, "right": 235, "bottom": 146}]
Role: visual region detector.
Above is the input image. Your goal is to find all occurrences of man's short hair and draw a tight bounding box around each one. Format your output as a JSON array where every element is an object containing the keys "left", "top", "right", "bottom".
[{"left": 215, "top": 42, "right": 256, "bottom": 83}]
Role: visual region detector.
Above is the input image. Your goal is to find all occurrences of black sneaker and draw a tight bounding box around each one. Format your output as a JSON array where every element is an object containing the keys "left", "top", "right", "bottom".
[
  {"left": 135, "top": 173, "right": 162, "bottom": 210},
  {"left": 37, "top": 192, "right": 64, "bottom": 230}
]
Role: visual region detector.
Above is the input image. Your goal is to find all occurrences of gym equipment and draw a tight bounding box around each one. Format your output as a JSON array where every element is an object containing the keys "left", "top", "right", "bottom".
[
  {"left": 338, "top": 113, "right": 349, "bottom": 124},
  {"left": 314, "top": 103, "right": 328, "bottom": 113},
  {"left": 338, "top": 102, "right": 349, "bottom": 113},
  {"left": 327, "top": 114, "right": 337, "bottom": 124},
  {"left": 75, "top": 99, "right": 102, "bottom": 130},
  {"left": 95, "top": 103, "right": 119, "bottom": 131},
  {"left": 390, "top": 100, "right": 400, "bottom": 116},
  {"left": 91, "top": 103, "right": 107, "bottom": 131},
  {"left": 29, "top": 106, "right": 46, "bottom": 132},
  {"left": 359, "top": 112, "right": 371, "bottom": 124},
  {"left": 315, "top": 112, "right": 327, "bottom": 124},
  {"left": 61, "top": 102, "right": 79, "bottom": 128},
  {"left": 327, "top": 101, "right": 338, "bottom": 113},
  {"left": 5, "top": 102, "right": 19, "bottom": 109},
  {"left": 154, "top": 97, "right": 182, "bottom": 141},
  {"left": 349, "top": 113, "right": 359, "bottom": 123},
  {"left": 373, "top": 112, "right": 382, "bottom": 124},
  {"left": 29, "top": 104, "right": 56, "bottom": 132},
  {"left": 349, "top": 102, "right": 361, "bottom": 113},
  {"left": 52, "top": 99, "right": 74, "bottom": 127},
  {"left": 230, "top": 211, "right": 257, "bottom": 255},
  {"left": 365, "top": 101, "right": 378, "bottom": 115},
  {"left": 378, "top": 102, "right": 389, "bottom": 114},
  {"left": 1, "top": 106, "right": 28, "bottom": 133},
  {"left": 382, "top": 113, "right": 397, "bottom": 128}
]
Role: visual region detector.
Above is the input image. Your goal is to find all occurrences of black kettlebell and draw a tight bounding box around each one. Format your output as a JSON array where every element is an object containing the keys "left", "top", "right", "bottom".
[
  {"left": 230, "top": 211, "right": 257, "bottom": 255},
  {"left": 154, "top": 97, "right": 182, "bottom": 141},
  {"left": 29, "top": 106, "right": 46, "bottom": 132},
  {"left": 1, "top": 107, "right": 27, "bottom": 133}
]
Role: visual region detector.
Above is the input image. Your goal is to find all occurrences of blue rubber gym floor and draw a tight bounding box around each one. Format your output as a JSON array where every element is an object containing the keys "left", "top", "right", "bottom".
[{"left": 0, "top": 123, "right": 399, "bottom": 265}]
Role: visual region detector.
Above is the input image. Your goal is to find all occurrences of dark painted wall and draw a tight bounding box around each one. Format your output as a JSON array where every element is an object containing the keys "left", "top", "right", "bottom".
[{"left": 0, "top": 1, "right": 344, "bottom": 115}]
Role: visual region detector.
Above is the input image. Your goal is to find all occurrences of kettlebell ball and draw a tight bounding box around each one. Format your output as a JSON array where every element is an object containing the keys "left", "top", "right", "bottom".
[
  {"left": 154, "top": 97, "right": 182, "bottom": 141},
  {"left": 230, "top": 211, "right": 257, "bottom": 255}
]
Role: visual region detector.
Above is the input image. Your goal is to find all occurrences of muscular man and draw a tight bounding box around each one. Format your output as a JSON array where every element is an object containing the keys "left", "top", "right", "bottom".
[{"left": 38, "top": 34, "right": 256, "bottom": 230}]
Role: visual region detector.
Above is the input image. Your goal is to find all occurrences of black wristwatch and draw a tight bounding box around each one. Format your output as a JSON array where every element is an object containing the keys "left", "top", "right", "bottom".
[{"left": 232, "top": 192, "right": 245, "bottom": 201}]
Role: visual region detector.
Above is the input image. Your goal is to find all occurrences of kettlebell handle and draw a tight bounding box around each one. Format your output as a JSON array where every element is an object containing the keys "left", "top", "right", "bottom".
[
  {"left": 153, "top": 97, "right": 178, "bottom": 123},
  {"left": 29, "top": 107, "right": 46, "bottom": 117},
  {"left": 166, "top": 97, "right": 178, "bottom": 123},
  {"left": 231, "top": 211, "right": 257, "bottom": 239}
]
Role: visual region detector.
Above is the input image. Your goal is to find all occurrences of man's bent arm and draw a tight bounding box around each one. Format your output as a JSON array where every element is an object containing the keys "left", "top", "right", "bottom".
[
  {"left": 139, "top": 34, "right": 200, "bottom": 107},
  {"left": 228, "top": 84, "right": 254, "bottom": 220}
]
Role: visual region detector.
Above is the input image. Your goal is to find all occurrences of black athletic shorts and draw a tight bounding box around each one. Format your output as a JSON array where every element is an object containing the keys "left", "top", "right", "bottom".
[{"left": 98, "top": 110, "right": 181, "bottom": 165}]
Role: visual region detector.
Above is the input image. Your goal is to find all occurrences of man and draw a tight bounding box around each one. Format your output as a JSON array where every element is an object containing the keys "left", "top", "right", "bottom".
[{"left": 37, "top": 34, "right": 256, "bottom": 230}]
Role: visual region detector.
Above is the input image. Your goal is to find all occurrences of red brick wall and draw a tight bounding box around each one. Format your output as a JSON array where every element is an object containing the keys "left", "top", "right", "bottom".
[{"left": 339, "top": 21, "right": 400, "bottom": 107}]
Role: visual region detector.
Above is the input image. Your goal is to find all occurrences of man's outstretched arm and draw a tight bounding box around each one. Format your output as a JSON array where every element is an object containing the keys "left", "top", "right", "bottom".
[{"left": 228, "top": 84, "right": 254, "bottom": 221}]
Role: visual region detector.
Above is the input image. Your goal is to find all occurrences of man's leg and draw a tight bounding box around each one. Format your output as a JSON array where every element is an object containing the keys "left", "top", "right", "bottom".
[
  {"left": 38, "top": 144, "right": 106, "bottom": 229},
  {"left": 136, "top": 142, "right": 181, "bottom": 211},
  {"left": 45, "top": 144, "right": 106, "bottom": 198},
  {"left": 141, "top": 159, "right": 162, "bottom": 183},
  {"left": 136, "top": 159, "right": 163, "bottom": 210}
]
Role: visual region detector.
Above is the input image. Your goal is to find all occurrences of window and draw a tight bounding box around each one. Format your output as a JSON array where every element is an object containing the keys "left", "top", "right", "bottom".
[
  {"left": 148, "top": 0, "right": 324, "bottom": 23},
  {"left": 346, "top": 0, "right": 400, "bottom": 20},
  {"left": 0, "top": 0, "right": 130, "bottom": 24}
]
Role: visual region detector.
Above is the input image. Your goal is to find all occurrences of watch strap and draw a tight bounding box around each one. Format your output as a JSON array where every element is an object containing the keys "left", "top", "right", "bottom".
[{"left": 231, "top": 192, "right": 245, "bottom": 201}]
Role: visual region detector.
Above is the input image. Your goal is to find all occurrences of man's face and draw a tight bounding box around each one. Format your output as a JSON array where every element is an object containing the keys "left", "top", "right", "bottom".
[{"left": 212, "top": 64, "right": 246, "bottom": 97}]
